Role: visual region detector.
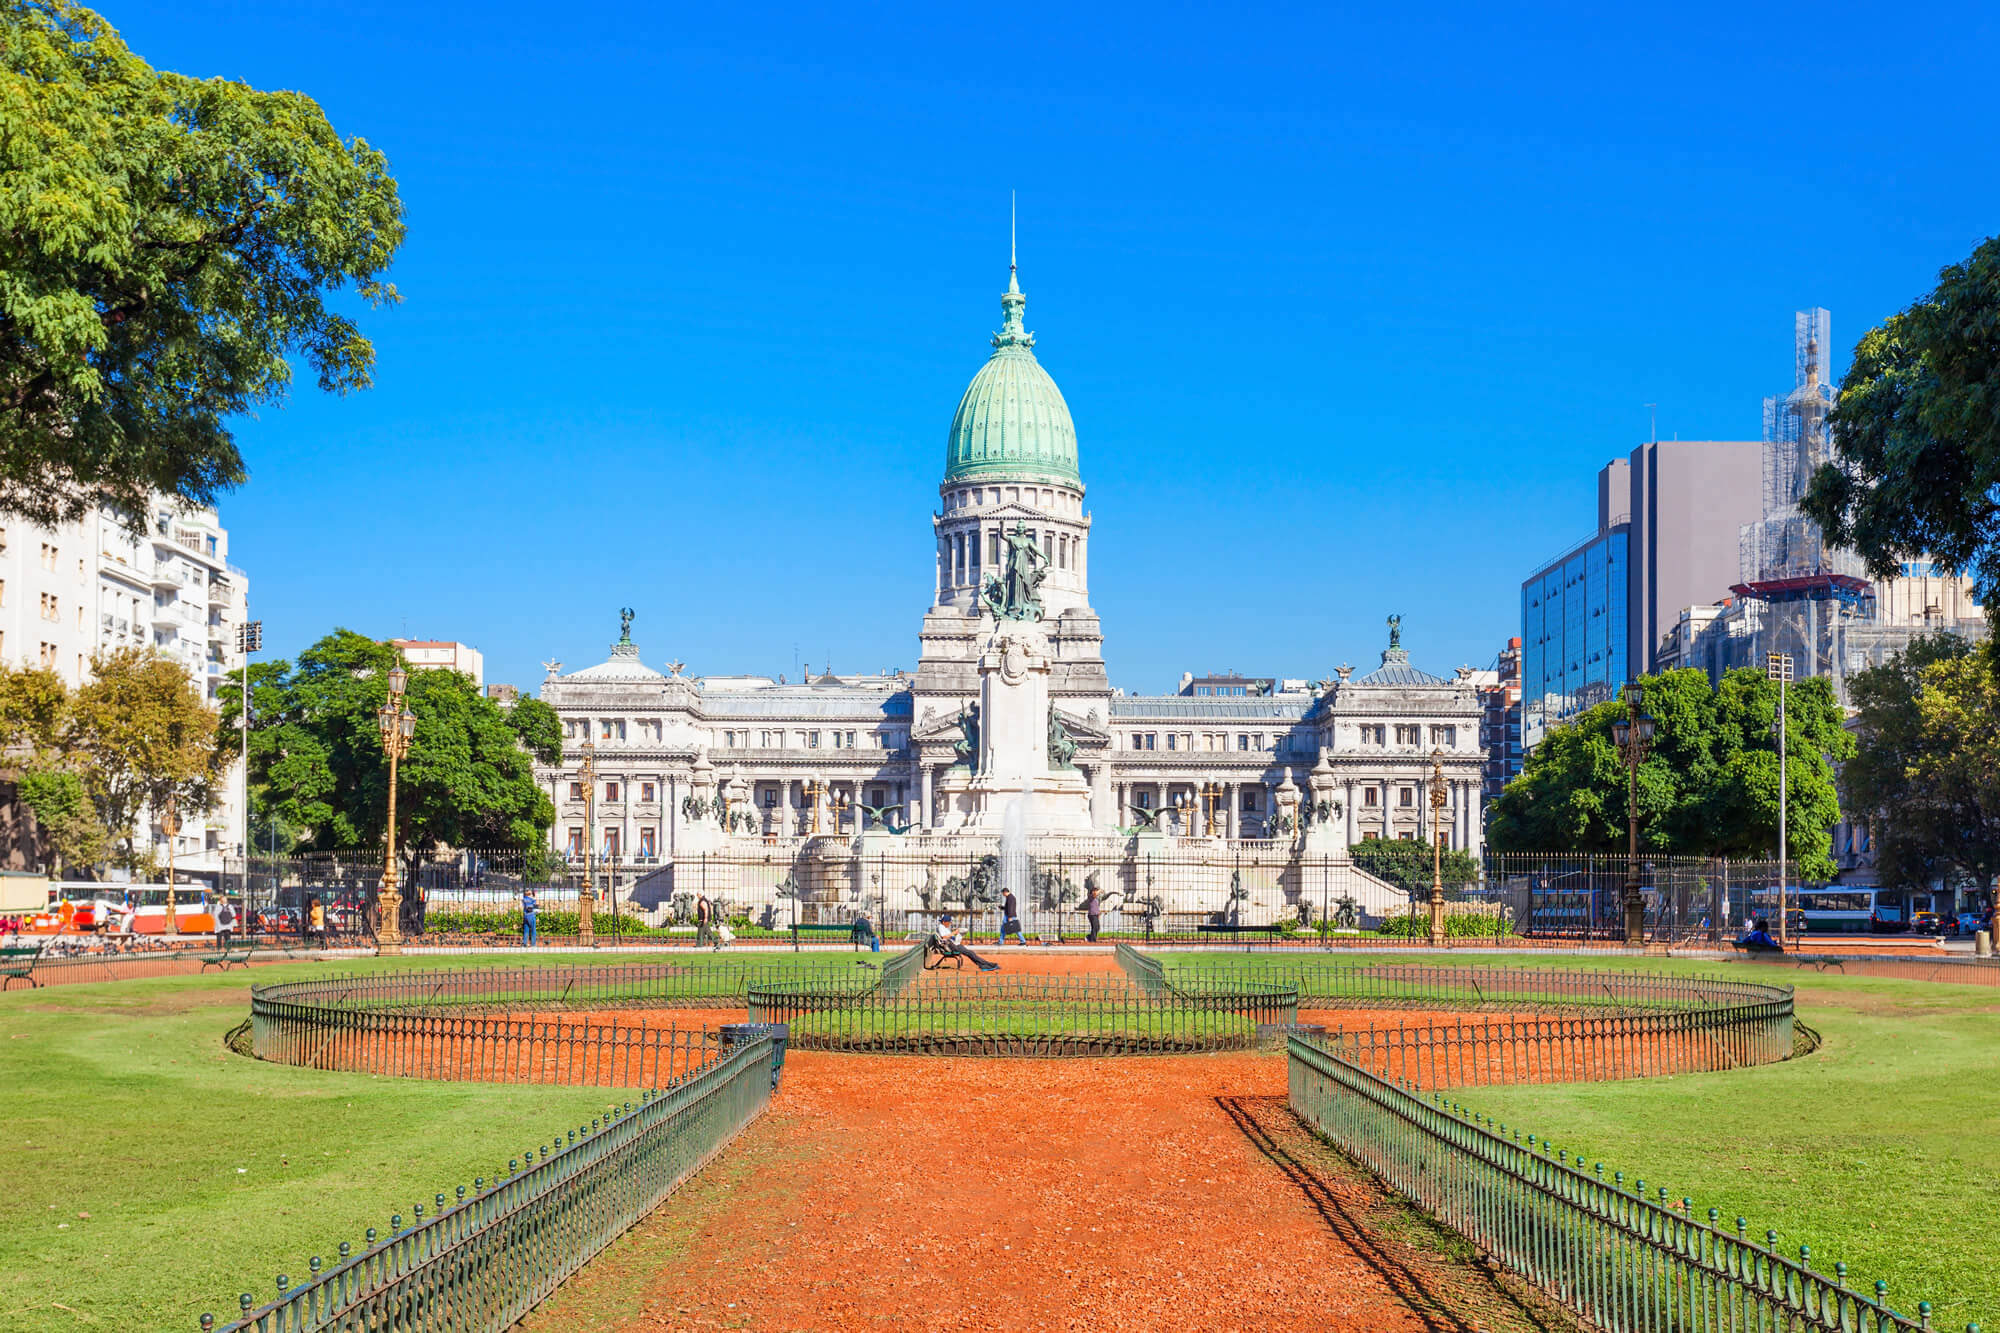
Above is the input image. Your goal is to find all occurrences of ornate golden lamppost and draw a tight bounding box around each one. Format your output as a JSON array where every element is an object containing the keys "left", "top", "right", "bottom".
[
  {"left": 1202, "top": 781, "right": 1226, "bottom": 838},
  {"left": 1610, "top": 682, "right": 1657, "bottom": 948},
  {"left": 803, "top": 776, "right": 826, "bottom": 835},
  {"left": 578, "top": 736, "right": 597, "bottom": 946},
  {"left": 161, "top": 794, "right": 180, "bottom": 935},
  {"left": 1427, "top": 750, "right": 1449, "bottom": 947},
  {"left": 375, "top": 665, "right": 415, "bottom": 954}
]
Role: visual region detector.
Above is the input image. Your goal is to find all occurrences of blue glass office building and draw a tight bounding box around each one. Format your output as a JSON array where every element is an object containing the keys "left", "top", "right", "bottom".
[{"left": 1521, "top": 525, "right": 1628, "bottom": 750}]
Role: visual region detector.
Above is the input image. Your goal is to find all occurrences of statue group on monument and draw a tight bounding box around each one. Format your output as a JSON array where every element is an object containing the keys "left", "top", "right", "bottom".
[{"left": 980, "top": 521, "right": 1049, "bottom": 622}]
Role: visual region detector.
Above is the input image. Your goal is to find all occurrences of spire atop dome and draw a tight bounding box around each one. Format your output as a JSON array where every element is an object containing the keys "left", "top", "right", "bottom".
[
  {"left": 1009, "top": 190, "right": 1019, "bottom": 293},
  {"left": 944, "top": 216, "right": 1078, "bottom": 488},
  {"left": 993, "top": 192, "right": 1031, "bottom": 349}
]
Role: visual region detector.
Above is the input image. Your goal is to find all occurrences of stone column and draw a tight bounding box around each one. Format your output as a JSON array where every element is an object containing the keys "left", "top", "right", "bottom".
[
  {"left": 1343, "top": 781, "right": 1355, "bottom": 848},
  {"left": 920, "top": 765, "right": 934, "bottom": 831}
]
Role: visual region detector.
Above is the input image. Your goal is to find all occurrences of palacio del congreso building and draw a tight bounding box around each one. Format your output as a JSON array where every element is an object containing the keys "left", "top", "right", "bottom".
[{"left": 535, "top": 261, "right": 1485, "bottom": 933}]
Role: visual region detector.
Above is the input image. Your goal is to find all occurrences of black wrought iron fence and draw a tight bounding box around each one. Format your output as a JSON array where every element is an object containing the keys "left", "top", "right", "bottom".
[
  {"left": 745, "top": 968, "right": 1298, "bottom": 1056},
  {"left": 206, "top": 1033, "right": 777, "bottom": 1332},
  {"left": 1287, "top": 1033, "right": 1960, "bottom": 1332},
  {"left": 194, "top": 846, "right": 1856, "bottom": 953}
]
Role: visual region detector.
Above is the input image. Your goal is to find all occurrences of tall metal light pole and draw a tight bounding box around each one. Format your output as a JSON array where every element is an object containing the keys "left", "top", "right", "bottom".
[
  {"left": 1610, "top": 682, "right": 1656, "bottom": 948},
  {"left": 375, "top": 665, "right": 415, "bottom": 954},
  {"left": 578, "top": 737, "right": 597, "bottom": 946},
  {"left": 1766, "top": 653, "right": 1794, "bottom": 946},
  {"left": 161, "top": 794, "right": 180, "bottom": 936},
  {"left": 1428, "top": 750, "right": 1448, "bottom": 947},
  {"left": 236, "top": 618, "right": 261, "bottom": 920}
]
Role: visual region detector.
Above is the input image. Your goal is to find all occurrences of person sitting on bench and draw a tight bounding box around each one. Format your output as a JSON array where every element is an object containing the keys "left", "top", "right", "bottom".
[
  {"left": 1737, "top": 919, "right": 1782, "bottom": 952},
  {"left": 935, "top": 914, "right": 999, "bottom": 972}
]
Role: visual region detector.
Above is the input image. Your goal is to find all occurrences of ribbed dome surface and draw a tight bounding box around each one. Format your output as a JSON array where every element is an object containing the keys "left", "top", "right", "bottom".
[{"left": 944, "top": 271, "right": 1080, "bottom": 486}]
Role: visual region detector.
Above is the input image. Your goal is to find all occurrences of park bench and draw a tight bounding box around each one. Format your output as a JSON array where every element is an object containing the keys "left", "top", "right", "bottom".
[
  {"left": 0, "top": 943, "right": 45, "bottom": 989},
  {"left": 1196, "top": 923, "right": 1284, "bottom": 947},
  {"left": 920, "top": 933, "right": 975, "bottom": 971},
  {"left": 790, "top": 920, "right": 876, "bottom": 953},
  {"left": 199, "top": 944, "right": 255, "bottom": 972}
]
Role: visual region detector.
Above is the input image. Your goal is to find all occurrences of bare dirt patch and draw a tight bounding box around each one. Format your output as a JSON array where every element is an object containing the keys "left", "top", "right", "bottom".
[{"left": 524, "top": 1050, "right": 1573, "bottom": 1332}]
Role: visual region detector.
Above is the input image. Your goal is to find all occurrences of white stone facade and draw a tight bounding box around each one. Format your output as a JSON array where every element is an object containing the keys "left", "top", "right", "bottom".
[
  {"left": 0, "top": 498, "right": 250, "bottom": 873},
  {"left": 534, "top": 263, "right": 1483, "bottom": 863}
]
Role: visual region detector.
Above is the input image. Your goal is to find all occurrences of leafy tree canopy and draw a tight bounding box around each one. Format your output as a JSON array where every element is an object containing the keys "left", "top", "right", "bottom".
[
  {"left": 70, "top": 646, "right": 226, "bottom": 860},
  {"left": 1487, "top": 667, "right": 1853, "bottom": 880},
  {"left": 0, "top": 653, "right": 221, "bottom": 871},
  {"left": 1348, "top": 834, "right": 1480, "bottom": 896},
  {"left": 1840, "top": 634, "right": 2000, "bottom": 892},
  {"left": 221, "top": 629, "right": 559, "bottom": 856},
  {"left": 1801, "top": 235, "right": 2000, "bottom": 633},
  {"left": 0, "top": 1, "right": 404, "bottom": 527}
]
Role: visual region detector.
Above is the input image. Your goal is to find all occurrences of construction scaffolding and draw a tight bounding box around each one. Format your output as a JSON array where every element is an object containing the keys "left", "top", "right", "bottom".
[{"left": 1719, "top": 308, "right": 1985, "bottom": 702}]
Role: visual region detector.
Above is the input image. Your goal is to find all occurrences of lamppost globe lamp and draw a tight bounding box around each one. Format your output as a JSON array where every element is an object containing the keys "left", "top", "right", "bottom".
[{"left": 375, "top": 666, "right": 415, "bottom": 954}]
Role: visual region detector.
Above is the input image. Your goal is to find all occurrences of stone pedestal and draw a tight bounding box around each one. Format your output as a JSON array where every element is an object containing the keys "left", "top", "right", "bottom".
[{"left": 932, "top": 620, "right": 1093, "bottom": 833}]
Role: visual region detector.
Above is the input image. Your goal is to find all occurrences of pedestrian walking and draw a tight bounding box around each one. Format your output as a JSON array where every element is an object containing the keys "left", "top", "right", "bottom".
[
  {"left": 521, "top": 888, "right": 539, "bottom": 948},
  {"left": 999, "top": 887, "right": 1026, "bottom": 946},
  {"left": 694, "top": 894, "right": 719, "bottom": 950},
  {"left": 214, "top": 898, "right": 237, "bottom": 950},
  {"left": 1082, "top": 882, "right": 1103, "bottom": 944},
  {"left": 306, "top": 897, "right": 325, "bottom": 949}
]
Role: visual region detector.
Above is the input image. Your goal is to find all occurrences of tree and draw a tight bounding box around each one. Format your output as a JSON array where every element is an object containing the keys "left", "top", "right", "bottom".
[
  {"left": 1841, "top": 635, "right": 2000, "bottom": 893},
  {"left": 15, "top": 765, "right": 108, "bottom": 873},
  {"left": 1801, "top": 235, "right": 2000, "bottom": 634},
  {"left": 70, "top": 648, "right": 225, "bottom": 866},
  {"left": 223, "top": 630, "right": 558, "bottom": 857},
  {"left": 0, "top": 1, "right": 404, "bottom": 528},
  {"left": 1349, "top": 835, "right": 1481, "bottom": 896},
  {"left": 1487, "top": 667, "right": 1853, "bottom": 879}
]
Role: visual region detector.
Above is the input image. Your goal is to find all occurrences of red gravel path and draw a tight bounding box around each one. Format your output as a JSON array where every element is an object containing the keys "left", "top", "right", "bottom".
[{"left": 529, "top": 1050, "right": 1564, "bottom": 1332}]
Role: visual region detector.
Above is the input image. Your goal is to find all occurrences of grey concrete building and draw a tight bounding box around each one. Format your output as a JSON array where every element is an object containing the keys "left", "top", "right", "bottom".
[{"left": 1627, "top": 439, "right": 1765, "bottom": 676}]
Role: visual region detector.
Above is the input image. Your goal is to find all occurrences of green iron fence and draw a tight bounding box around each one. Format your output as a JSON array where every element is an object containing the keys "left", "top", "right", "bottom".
[
  {"left": 1170, "top": 958, "right": 1793, "bottom": 1014},
  {"left": 1314, "top": 1006, "right": 1794, "bottom": 1089},
  {"left": 877, "top": 940, "right": 926, "bottom": 997},
  {"left": 746, "top": 968, "right": 1299, "bottom": 1055},
  {"left": 247, "top": 963, "right": 854, "bottom": 1085},
  {"left": 1287, "top": 1033, "right": 1966, "bottom": 1332},
  {"left": 204, "top": 1032, "right": 776, "bottom": 1331},
  {"left": 1113, "top": 940, "right": 1168, "bottom": 996}
]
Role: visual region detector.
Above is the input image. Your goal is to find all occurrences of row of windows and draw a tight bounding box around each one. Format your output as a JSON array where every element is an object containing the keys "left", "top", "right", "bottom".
[
  {"left": 945, "top": 485, "right": 1077, "bottom": 515},
  {"left": 1129, "top": 787, "right": 1264, "bottom": 812},
  {"left": 944, "top": 527, "right": 1082, "bottom": 586},
  {"left": 1125, "top": 732, "right": 1276, "bottom": 752},
  {"left": 566, "top": 780, "right": 660, "bottom": 804},
  {"left": 720, "top": 729, "right": 903, "bottom": 750},
  {"left": 566, "top": 827, "right": 658, "bottom": 858},
  {"left": 1356, "top": 724, "right": 1458, "bottom": 747}
]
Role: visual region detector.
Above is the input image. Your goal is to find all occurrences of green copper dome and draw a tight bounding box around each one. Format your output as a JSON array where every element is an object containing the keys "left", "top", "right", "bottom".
[{"left": 944, "top": 267, "right": 1081, "bottom": 487}]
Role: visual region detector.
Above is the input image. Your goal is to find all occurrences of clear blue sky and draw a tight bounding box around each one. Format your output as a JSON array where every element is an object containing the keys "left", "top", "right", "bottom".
[{"left": 109, "top": 1, "right": 2000, "bottom": 693}]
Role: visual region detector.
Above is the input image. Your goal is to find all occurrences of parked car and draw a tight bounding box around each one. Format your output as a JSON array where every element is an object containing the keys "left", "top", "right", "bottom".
[
  {"left": 256, "top": 907, "right": 300, "bottom": 933},
  {"left": 1958, "top": 910, "right": 1991, "bottom": 937}
]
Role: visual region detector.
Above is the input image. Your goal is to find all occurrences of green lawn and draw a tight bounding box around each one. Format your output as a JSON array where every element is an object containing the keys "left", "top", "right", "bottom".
[
  {"left": 0, "top": 952, "right": 829, "bottom": 1332},
  {"left": 1444, "top": 970, "right": 2000, "bottom": 1331}
]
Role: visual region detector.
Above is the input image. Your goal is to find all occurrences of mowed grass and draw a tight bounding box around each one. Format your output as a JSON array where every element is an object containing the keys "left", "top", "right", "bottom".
[
  {"left": 1166, "top": 951, "right": 2000, "bottom": 1324},
  {"left": 0, "top": 951, "right": 834, "bottom": 1332},
  {"left": 1441, "top": 970, "right": 2000, "bottom": 1330}
]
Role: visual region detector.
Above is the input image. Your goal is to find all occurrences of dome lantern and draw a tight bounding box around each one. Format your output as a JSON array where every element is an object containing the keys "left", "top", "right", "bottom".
[{"left": 943, "top": 261, "right": 1080, "bottom": 489}]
